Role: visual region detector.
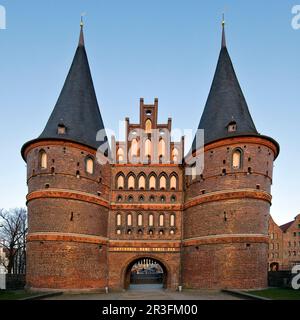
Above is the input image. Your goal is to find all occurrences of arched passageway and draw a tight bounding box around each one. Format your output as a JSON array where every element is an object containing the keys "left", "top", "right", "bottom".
[{"left": 124, "top": 257, "right": 168, "bottom": 290}]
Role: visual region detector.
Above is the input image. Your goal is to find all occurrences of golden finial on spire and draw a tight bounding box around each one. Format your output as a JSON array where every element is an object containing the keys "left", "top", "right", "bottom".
[
  {"left": 80, "top": 12, "right": 86, "bottom": 28},
  {"left": 79, "top": 12, "right": 86, "bottom": 46},
  {"left": 221, "top": 13, "right": 226, "bottom": 48}
]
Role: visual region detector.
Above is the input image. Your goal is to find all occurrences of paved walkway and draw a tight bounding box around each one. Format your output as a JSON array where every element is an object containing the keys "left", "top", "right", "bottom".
[{"left": 45, "top": 284, "right": 244, "bottom": 300}]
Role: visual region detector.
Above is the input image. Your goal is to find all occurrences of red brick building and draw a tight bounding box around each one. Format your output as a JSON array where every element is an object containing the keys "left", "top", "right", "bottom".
[
  {"left": 21, "top": 22, "right": 279, "bottom": 291},
  {"left": 268, "top": 214, "right": 300, "bottom": 271}
]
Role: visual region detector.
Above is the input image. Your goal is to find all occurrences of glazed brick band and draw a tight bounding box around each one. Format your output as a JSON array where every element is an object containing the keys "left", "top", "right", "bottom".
[
  {"left": 183, "top": 234, "right": 269, "bottom": 246},
  {"left": 27, "top": 232, "right": 108, "bottom": 245},
  {"left": 184, "top": 189, "right": 272, "bottom": 209},
  {"left": 27, "top": 188, "right": 109, "bottom": 208}
]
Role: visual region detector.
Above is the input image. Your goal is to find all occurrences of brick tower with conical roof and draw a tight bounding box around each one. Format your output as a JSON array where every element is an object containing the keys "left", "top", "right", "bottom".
[
  {"left": 182, "top": 21, "right": 279, "bottom": 289},
  {"left": 21, "top": 23, "right": 110, "bottom": 290}
]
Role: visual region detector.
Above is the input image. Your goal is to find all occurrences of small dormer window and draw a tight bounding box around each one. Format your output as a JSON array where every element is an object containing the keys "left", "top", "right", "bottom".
[
  {"left": 58, "top": 123, "right": 66, "bottom": 135},
  {"left": 227, "top": 121, "right": 237, "bottom": 133}
]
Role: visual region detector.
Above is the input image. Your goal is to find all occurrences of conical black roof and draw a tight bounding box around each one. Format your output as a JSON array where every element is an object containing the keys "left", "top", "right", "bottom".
[
  {"left": 22, "top": 25, "right": 107, "bottom": 157},
  {"left": 192, "top": 24, "right": 258, "bottom": 151}
]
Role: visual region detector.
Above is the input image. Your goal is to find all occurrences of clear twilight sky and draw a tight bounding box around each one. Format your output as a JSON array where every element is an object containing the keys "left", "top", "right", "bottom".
[{"left": 0, "top": 0, "right": 299, "bottom": 225}]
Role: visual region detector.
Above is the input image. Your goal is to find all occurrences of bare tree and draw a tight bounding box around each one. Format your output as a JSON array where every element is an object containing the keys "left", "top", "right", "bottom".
[{"left": 0, "top": 208, "right": 27, "bottom": 274}]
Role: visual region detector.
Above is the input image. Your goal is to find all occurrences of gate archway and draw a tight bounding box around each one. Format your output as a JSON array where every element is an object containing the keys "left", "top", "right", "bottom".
[{"left": 123, "top": 257, "right": 168, "bottom": 290}]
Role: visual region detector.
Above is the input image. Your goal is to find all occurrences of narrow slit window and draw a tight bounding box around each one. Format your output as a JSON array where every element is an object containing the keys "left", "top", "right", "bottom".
[
  {"left": 145, "top": 119, "right": 152, "bottom": 133},
  {"left": 138, "top": 175, "right": 146, "bottom": 190},
  {"left": 159, "top": 176, "right": 167, "bottom": 190},
  {"left": 117, "top": 175, "right": 125, "bottom": 189},
  {"left": 138, "top": 214, "right": 143, "bottom": 226},
  {"left": 149, "top": 176, "right": 156, "bottom": 190},
  {"left": 148, "top": 214, "right": 154, "bottom": 227},
  {"left": 86, "top": 157, "right": 94, "bottom": 174},
  {"left": 116, "top": 214, "right": 122, "bottom": 226},
  {"left": 170, "top": 214, "right": 175, "bottom": 227},
  {"left": 159, "top": 214, "right": 164, "bottom": 227},
  {"left": 131, "top": 139, "right": 138, "bottom": 157},
  {"left": 232, "top": 149, "right": 242, "bottom": 169},
  {"left": 128, "top": 175, "right": 135, "bottom": 190},
  {"left": 170, "top": 175, "right": 177, "bottom": 190},
  {"left": 127, "top": 214, "right": 132, "bottom": 226},
  {"left": 40, "top": 150, "right": 47, "bottom": 169},
  {"left": 145, "top": 139, "right": 152, "bottom": 157},
  {"left": 117, "top": 148, "right": 124, "bottom": 162}
]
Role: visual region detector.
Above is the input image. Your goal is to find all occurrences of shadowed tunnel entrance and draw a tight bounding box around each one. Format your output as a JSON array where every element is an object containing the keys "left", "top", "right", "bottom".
[{"left": 124, "top": 257, "right": 168, "bottom": 290}]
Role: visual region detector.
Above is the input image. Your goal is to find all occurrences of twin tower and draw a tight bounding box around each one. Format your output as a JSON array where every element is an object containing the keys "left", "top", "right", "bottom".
[{"left": 21, "top": 22, "right": 279, "bottom": 291}]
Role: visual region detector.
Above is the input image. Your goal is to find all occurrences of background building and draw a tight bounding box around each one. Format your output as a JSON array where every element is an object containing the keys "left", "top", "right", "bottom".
[{"left": 268, "top": 214, "right": 300, "bottom": 271}]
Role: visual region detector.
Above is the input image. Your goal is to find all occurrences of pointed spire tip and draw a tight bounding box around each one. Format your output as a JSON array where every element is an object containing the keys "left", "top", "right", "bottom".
[
  {"left": 221, "top": 14, "right": 226, "bottom": 48},
  {"left": 79, "top": 14, "right": 85, "bottom": 47}
]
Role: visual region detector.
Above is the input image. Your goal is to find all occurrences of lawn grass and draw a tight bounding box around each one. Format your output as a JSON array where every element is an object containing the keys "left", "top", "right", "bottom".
[
  {"left": 248, "top": 288, "right": 300, "bottom": 300},
  {"left": 0, "top": 290, "right": 37, "bottom": 300}
]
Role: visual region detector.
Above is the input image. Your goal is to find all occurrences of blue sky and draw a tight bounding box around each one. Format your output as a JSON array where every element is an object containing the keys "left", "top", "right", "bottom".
[{"left": 0, "top": 0, "right": 299, "bottom": 225}]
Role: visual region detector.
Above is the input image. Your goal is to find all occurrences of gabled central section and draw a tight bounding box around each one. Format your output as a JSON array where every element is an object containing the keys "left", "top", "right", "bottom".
[{"left": 113, "top": 98, "right": 184, "bottom": 165}]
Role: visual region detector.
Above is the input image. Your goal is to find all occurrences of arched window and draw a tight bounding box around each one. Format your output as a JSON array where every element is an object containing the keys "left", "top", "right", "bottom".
[
  {"left": 232, "top": 149, "right": 242, "bottom": 169},
  {"left": 160, "top": 196, "right": 166, "bottom": 203},
  {"left": 170, "top": 214, "right": 175, "bottom": 227},
  {"left": 170, "top": 175, "right": 177, "bottom": 190},
  {"left": 172, "top": 148, "right": 179, "bottom": 163},
  {"left": 149, "top": 175, "right": 156, "bottom": 190},
  {"left": 159, "top": 214, "right": 164, "bottom": 227},
  {"left": 171, "top": 195, "right": 176, "bottom": 203},
  {"left": 39, "top": 150, "right": 47, "bottom": 169},
  {"left": 128, "top": 195, "right": 134, "bottom": 202},
  {"left": 117, "top": 148, "right": 124, "bottom": 162},
  {"left": 148, "top": 214, "right": 154, "bottom": 227},
  {"left": 145, "top": 119, "right": 152, "bottom": 133},
  {"left": 145, "top": 139, "right": 152, "bottom": 157},
  {"left": 138, "top": 214, "right": 143, "bottom": 226},
  {"left": 158, "top": 138, "right": 166, "bottom": 158},
  {"left": 116, "top": 213, "right": 122, "bottom": 226},
  {"left": 138, "top": 175, "right": 146, "bottom": 190},
  {"left": 159, "top": 176, "right": 167, "bottom": 190},
  {"left": 128, "top": 175, "right": 135, "bottom": 190},
  {"left": 86, "top": 157, "right": 94, "bottom": 174},
  {"left": 131, "top": 139, "right": 138, "bottom": 157},
  {"left": 117, "top": 175, "right": 125, "bottom": 189},
  {"left": 127, "top": 214, "right": 132, "bottom": 226}
]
